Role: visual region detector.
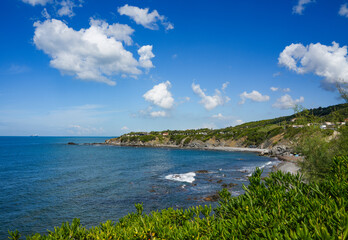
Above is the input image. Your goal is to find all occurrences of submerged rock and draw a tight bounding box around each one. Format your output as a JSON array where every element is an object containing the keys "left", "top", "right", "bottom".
[
  {"left": 195, "top": 170, "right": 209, "bottom": 174},
  {"left": 203, "top": 193, "right": 220, "bottom": 202},
  {"left": 221, "top": 183, "right": 237, "bottom": 188}
]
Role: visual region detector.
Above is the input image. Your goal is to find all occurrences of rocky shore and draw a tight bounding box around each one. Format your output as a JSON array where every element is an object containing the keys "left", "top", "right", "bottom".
[{"left": 71, "top": 140, "right": 302, "bottom": 176}]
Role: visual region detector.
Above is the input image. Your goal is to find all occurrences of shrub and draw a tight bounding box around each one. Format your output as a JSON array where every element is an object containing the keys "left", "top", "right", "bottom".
[
  {"left": 138, "top": 135, "right": 156, "bottom": 142},
  {"left": 296, "top": 125, "right": 348, "bottom": 181}
]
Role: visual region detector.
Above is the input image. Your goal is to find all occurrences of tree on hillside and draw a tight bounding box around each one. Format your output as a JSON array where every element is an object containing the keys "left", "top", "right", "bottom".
[{"left": 336, "top": 83, "right": 348, "bottom": 103}]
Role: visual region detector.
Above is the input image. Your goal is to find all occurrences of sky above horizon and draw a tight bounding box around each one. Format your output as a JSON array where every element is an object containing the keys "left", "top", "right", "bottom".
[{"left": 1, "top": 0, "right": 348, "bottom": 136}]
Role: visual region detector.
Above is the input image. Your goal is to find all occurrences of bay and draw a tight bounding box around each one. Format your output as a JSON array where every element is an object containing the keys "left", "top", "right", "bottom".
[{"left": 0, "top": 137, "right": 278, "bottom": 236}]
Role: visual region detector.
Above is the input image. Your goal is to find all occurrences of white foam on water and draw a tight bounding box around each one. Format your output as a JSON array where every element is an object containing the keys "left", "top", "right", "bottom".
[
  {"left": 260, "top": 161, "right": 273, "bottom": 169},
  {"left": 165, "top": 172, "right": 196, "bottom": 183},
  {"left": 240, "top": 161, "right": 277, "bottom": 177},
  {"left": 240, "top": 161, "right": 275, "bottom": 172}
]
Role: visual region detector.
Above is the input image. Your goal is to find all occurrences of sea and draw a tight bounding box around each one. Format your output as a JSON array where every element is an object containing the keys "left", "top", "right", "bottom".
[{"left": 0, "top": 137, "right": 279, "bottom": 237}]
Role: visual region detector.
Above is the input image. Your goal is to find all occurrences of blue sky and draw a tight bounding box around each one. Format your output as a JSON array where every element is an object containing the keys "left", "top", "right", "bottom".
[{"left": 1, "top": 0, "right": 348, "bottom": 136}]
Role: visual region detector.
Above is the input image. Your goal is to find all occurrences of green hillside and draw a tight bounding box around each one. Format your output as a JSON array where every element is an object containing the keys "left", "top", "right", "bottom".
[{"left": 110, "top": 103, "right": 348, "bottom": 148}]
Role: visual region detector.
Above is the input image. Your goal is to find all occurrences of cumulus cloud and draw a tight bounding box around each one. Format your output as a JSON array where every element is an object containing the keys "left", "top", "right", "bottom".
[
  {"left": 239, "top": 90, "right": 270, "bottom": 104},
  {"left": 22, "top": 0, "right": 51, "bottom": 6},
  {"left": 270, "top": 87, "right": 279, "bottom": 92},
  {"left": 293, "top": 0, "right": 315, "bottom": 15},
  {"left": 121, "top": 126, "right": 129, "bottom": 130},
  {"left": 279, "top": 42, "right": 348, "bottom": 87},
  {"left": 192, "top": 83, "right": 230, "bottom": 110},
  {"left": 150, "top": 111, "right": 167, "bottom": 117},
  {"left": 272, "top": 94, "right": 304, "bottom": 109},
  {"left": 138, "top": 45, "right": 155, "bottom": 69},
  {"left": 339, "top": 4, "right": 348, "bottom": 17},
  {"left": 33, "top": 19, "right": 152, "bottom": 85},
  {"left": 143, "top": 81, "right": 174, "bottom": 109},
  {"left": 89, "top": 19, "right": 135, "bottom": 46},
  {"left": 118, "top": 4, "right": 174, "bottom": 30}
]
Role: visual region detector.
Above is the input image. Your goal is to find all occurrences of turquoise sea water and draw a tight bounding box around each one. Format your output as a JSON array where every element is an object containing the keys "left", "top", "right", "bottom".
[{"left": 0, "top": 137, "right": 278, "bottom": 236}]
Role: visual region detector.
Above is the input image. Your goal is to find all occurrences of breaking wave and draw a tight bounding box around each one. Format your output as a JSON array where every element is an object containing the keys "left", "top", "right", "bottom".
[{"left": 165, "top": 172, "right": 196, "bottom": 183}]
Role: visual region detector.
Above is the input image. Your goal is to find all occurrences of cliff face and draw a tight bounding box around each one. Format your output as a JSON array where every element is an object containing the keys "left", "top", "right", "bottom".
[{"left": 105, "top": 133, "right": 291, "bottom": 150}]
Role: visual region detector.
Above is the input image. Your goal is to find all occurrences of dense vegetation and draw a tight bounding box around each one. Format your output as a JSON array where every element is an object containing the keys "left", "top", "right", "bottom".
[
  {"left": 112, "top": 103, "right": 348, "bottom": 147},
  {"left": 10, "top": 156, "right": 348, "bottom": 239}
]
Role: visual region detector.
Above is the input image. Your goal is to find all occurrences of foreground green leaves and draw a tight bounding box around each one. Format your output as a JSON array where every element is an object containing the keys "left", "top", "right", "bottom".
[{"left": 9, "top": 156, "right": 348, "bottom": 239}]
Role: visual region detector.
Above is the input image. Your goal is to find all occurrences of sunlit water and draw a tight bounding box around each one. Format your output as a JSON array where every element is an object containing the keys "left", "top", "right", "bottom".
[{"left": 0, "top": 137, "right": 279, "bottom": 236}]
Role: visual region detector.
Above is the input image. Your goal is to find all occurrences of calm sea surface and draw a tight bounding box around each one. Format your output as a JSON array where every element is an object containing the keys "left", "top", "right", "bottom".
[{"left": 0, "top": 137, "right": 278, "bottom": 236}]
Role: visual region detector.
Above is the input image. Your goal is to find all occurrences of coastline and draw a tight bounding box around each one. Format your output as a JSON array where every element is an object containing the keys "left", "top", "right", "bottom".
[
  {"left": 103, "top": 142, "right": 270, "bottom": 154},
  {"left": 97, "top": 142, "right": 301, "bottom": 175}
]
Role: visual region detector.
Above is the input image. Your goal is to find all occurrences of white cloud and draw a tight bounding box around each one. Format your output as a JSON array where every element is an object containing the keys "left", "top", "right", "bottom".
[
  {"left": 279, "top": 42, "right": 348, "bottom": 87},
  {"left": 221, "top": 81, "right": 229, "bottom": 91},
  {"left": 57, "top": 0, "right": 75, "bottom": 17},
  {"left": 178, "top": 96, "right": 190, "bottom": 104},
  {"left": 118, "top": 4, "right": 174, "bottom": 30},
  {"left": 143, "top": 81, "right": 174, "bottom": 109},
  {"left": 68, "top": 124, "right": 104, "bottom": 135},
  {"left": 138, "top": 45, "right": 155, "bottom": 69},
  {"left": 90, "top": 19, "right": 134, "bottom": 46},
  {"left": 22, "top": 0, "right": 81, "bottom": 17},
  {"left": 212, "top": 113, "right": 225, "bottom": 120},
  {"left": 121, "top": 126, "right": 129, "bottom": 130},
  {"left": 272, "top": 94, "right": 304, "bottom": 109},
  {"left": 202, "top": 122, "right": 217, "bottom": 129},
  {"left": 33, "top": 19, "right": 151, "bottom": 85},
  {"left": 239, "top": 90, "right": 270, "bottom": 104},
  {"left": 270, "top": 87, "right": 291, "bottom": 92},
  {"left": 235, "top": 119, "right": 244, "bottom": 125},
  {"left": 293, "top": 0, "right": 315, "bottom": 15},
  {"left": 22, "top": 0, "right": 51, "bottom": 6},
  {"left": 192, "top": 83, "right": 230, "bottom": 110},
  {"left": 150, "top": 111, "right": 167, "bottom": 117},
  {"left": 41, "top": 8, "right": 51, "bottom": 19},
  {"left": 339, "top": 4, "right": 348, "bottom": 18},
  {"left": 165, "top": 23, "right": 174, "bottom": 31}
]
